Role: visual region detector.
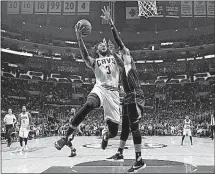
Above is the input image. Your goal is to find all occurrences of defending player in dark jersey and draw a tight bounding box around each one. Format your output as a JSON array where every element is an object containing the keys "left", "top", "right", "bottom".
[{"left": 101, "top": 6, "right": 146, "bottom": 173}]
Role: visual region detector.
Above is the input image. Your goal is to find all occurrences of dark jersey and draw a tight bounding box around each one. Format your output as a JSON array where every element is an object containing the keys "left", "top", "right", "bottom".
[
  {"left": 120, "top": 57, "right": 144, "bottom": 104},
  {"left": 121, "top": 58, "right": 141, "bottom": 93}
]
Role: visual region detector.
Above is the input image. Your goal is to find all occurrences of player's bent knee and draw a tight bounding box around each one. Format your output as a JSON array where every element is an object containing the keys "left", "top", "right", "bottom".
[
  {"left": 120, "top": 129, "right": 130, "bottom": 141},
  {"left": 87, "top": 93, "right": 100, "bottom": 108},
  {"left": 67, "top": 141, "right": 73, "bottom": 147},
  {"left": 132, "top": 130, "right": 142, "bottom": 144},
  {"left": 110, "top": 128, "right": 118, "bottom": 138},
  {"left": 107, "top": 120, "right": 119, "bottom": 138},
  {"left": 109, "top": 125, "right": 118, "bottom": 138}
]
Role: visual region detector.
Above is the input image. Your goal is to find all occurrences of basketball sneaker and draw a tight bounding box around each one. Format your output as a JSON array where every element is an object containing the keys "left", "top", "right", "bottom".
[
  {"left": 54, "top": 137, "right": 67, "bottom": 150},
  {"left": 127, "top": 159, "right": 146, "bottom": 173},
  {"left": 106, "top": 152, "right": 124, "bottom": 162},
  {"left": 18, "top": 146, "right": 24, "bottom": 152},
  {"left": 101, "top": 129, "right": 108, "bottom": 150},
  {"left": 23, "top": 145, "right": 28, "bottom": 152},
  {"left": 69, "top": 148, "right": 77, "bottom": 157}
]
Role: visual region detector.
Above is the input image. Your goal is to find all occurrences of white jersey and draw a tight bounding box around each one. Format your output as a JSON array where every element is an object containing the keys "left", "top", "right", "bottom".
[
  {"left": 20, "top": 112, "right": 30, "bottom": 128},
  {"left": 184, "top": 119, "right": 191, "bottom": 129},
  {"left": 94, "top": 56, "right": 119, "bottom": 88}
]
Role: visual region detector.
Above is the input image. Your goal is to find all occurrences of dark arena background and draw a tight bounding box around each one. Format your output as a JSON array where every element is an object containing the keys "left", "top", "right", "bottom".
[{"left": 1, "top": 0, "right": 215, "bottom": 173}]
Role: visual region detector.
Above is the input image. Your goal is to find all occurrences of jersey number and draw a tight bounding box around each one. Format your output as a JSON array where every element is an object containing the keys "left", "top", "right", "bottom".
[{"left": 106, "top": 66, "right": 111, "bottom": 74}]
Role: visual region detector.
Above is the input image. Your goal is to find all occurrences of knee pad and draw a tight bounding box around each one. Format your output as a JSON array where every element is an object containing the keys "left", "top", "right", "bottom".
[
  {"left": 131, "top": 123, "right": 142, "bottom": 144},
  {"left": 69, "top": 96, "right": 99, "bottom": 128},
  {"left": 67, "top": 141, "right": 73, "bottom": 147},
  {"left": 131, "top": 122, "right": 139, "bottom": 132},
  {"left": 87, "top": 93, "right": 100, "bottom": 108},
  {"left": 107, "top": 120, "right": 118, "bottom": 138},
  {"left": 120, "top": 128, "right": 130, "bottom": 142},
  {"left": 109, "top": 127, "right": 118, "bottom": 138}
]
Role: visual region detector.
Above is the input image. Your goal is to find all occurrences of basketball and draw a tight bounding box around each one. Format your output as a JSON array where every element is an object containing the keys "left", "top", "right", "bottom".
[{"left": 77, "top": 19, "right": 92, "bottom": 37}]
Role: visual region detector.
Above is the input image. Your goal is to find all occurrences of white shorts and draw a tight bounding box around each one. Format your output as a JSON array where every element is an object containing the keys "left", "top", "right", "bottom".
[
  {"left": 183, "top": 129, "right": 192, "bottom": 136},
  {"left": 36, "top": 130, "right": 40, "bottom": 136},
  {"left": 19, "top": 127, "right": 29, "bottom": 138},
  {"left": 90, "top": 84, "right": 120, "bottom": 124}
]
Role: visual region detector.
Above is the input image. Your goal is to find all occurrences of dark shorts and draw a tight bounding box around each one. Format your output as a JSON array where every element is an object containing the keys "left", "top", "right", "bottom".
[
  {"left": 122, "top": 89, "right": 145, "bottom": 124},
  {"left": 123, "top": 89, "right": 145, "bottom": 105},
  {"left": 5, "top": 124, "right": 13, "bottom": 137}
]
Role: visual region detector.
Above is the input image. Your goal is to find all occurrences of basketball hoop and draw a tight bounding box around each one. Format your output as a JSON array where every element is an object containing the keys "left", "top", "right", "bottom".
[{"left": 138, "top": 0, "right": 157, "bottom": 18}]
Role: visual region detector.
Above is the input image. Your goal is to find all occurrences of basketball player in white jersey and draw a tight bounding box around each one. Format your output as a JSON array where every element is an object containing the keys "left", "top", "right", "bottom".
[
  {"left": 55, "top": 23, "right": 121, "bottom": 151},
  {"left": 181, "top": 116, "right": 193, "bottom": 145},
  {"left": 18, "top": 106, "right": 32, "bottom": 151},
  {"left": 3, "top": 109, "right": 17, "bottom": 147}
]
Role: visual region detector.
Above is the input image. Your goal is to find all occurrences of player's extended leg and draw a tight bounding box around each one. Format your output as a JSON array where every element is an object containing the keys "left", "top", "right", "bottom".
[
  {"left": 101, "top": 119, "right": 119, "bottom": 150},
  {"left": 24, "top": 138, "right": 27, "bottom": 145},
  {"left": 19, "top": 137, "right": 23, "bottom": 151},
  {"left": 211, "top": 126, "right": 214, "bottom": 140},
  {"left": 181, "top": 135, "right": 185, "bottom": 145},
  {"left": 22, "top": 137, "right": 28, "bottom": 151},
  {"left": 18, "top": 128, "right": 25, "bottom": 151},
  {"left": 21, "top": 128, "right": 29, "bottom": 152},
  {"left": 189, "top": 136, "right": 193, "bottom": 145},
  {"left": 6, "top": 125, "right": 13, "bottom": 147},
  {"left": 6, "top": 126, "right": 13, "bottom": 147},
  {"left": 189, "top": 130, "right": 193, "bottom": 145},
  {"left": 107, "top": 104, "right": 129, "bottom": 161},
  {"left": 55, "top": 93, "right": 100, "bottom": 150},
  {"left": 101, "top": 89, "right": 120, "bottom": 150},
  {"left": 67, "top": 139, "right": 77, "bottom": 157},
  {"left": 127, "top": 103, "right": 146, "bottom": 173}
]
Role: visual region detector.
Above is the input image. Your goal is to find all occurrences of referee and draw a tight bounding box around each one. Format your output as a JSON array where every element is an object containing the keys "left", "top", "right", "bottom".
[
  {"left": 3, "top": 109, "right": 17, "bottom": 147},
  {"left": 211, "top": 113, "right": 215, "bottom": 140}
]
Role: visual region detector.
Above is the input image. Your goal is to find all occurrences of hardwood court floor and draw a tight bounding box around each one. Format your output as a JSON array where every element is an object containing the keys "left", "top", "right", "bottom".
[{"left": 1, "top": 136, "right": 214, "bottom": 173}]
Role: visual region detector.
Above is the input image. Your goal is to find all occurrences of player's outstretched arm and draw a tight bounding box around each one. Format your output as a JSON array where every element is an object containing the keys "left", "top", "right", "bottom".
[
  {"left": 18, "top": 114, "right": 21, "bottom": 127},
  {"left": 75, "top": 23, "right": 95, "bottom": 69},
  {"left": 101, "top": 7, "right": 125, "bottom": 51},
  {"left": 112, "top": 52, "right": 124, "bottom": 70},
  {"left": 101, "top": 6, "right": 131, "bottom": 65},
  {"left": 28, "top": 112, "right": 32, "bottom": 126}
]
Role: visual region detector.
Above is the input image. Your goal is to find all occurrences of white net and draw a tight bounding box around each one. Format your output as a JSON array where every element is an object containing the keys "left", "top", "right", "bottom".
[{"left": 138, "top": 0, "right": 157, "bottom": 18}]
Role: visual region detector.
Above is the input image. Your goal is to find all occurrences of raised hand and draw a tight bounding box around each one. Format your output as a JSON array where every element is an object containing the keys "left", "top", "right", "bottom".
[
  {"left": 101, "top": 6, "right": 111, "bottom": 21},
  {"left": 75, "top": 22, "right": 85, "bottom": 39}
]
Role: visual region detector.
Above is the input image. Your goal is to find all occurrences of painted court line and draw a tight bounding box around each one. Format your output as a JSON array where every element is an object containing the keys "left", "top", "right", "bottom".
[{"left": 72, "top": 166, "right": 175, "bottom": 168}]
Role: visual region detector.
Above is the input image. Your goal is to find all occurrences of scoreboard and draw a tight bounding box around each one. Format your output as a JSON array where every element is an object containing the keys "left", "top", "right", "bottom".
[{"left": 7, "top": 1, "right": 90, "bottom": 15}]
